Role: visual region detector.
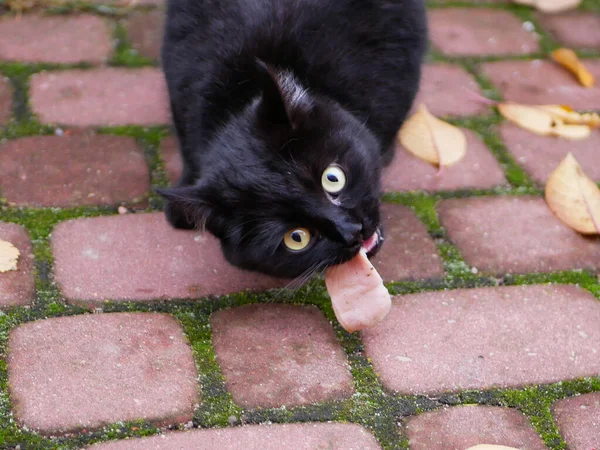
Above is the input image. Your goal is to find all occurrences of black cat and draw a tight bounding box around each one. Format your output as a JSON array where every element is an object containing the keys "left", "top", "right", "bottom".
[{"left": 158, "top": 0, "right": 428, "bottom": 280}]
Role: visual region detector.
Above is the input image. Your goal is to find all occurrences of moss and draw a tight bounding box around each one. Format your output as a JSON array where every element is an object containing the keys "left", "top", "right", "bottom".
[{"left": 110, "top": 20, "right": 155, "bottom": 68}]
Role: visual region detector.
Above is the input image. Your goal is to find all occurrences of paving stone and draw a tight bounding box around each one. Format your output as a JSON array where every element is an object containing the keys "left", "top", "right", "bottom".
[
  {"left": 552, "top": 392, "right": 600, "bottom": 450},
  {"left": 125, "top": 11, "right": 165, "bottom": 61},
  {"left": 211, "top": 303, "right": 353, "bottom": 408},
  {"left": 362, "top": 284, "right": 600, "bottom": 395},
  {"left": 374, "top": 204, "right": 444, "bottom": 282},
  {"left": 483, "top": 60, "right": 600, "bottom": 110},
  {"left": 160, "top": 135, "right": 183, "bottom": 184},
  {"left": 428, "top": 9, "right": 540, "bottom": 56},
  {"left": 30, "top": 68, "right": 170, "bottom": 126},
  {"left": 437, "top": 196, "right": 600, "bottom": 275},
  {"left": 51, "top": 213, "right": 287, "bottom": 305},
  {"left": 7, "top": 312, "right": 198, "bottom": 435},
  {"left": 538, "top": 12, "right": 600, "bottom": 50},
  {"left": 89, "top": 423, "right": 381, "bottom": 450},
  {"left": 0, "top": 14, "right": 112, "bottom": 64},
  {"left": 412, "top": 64, "right": 490, "bottom": 117},
  {"left": 0, "top": 222, "right": 35, "bottom": 308},
  {"left": 383, "top": 129, "right": 506, "bottom": 192},
  {"left": 0, "top": 76, "right": 12, "bottom": 125},
  {"left": 500, "top": 124, "right": 600, "bottom": 184},
  {"left": 0, "top": 132, "right": 149, "bottom": 207},
  {"left": 405, "top": 405, "right": 547, "bottom": 449}
]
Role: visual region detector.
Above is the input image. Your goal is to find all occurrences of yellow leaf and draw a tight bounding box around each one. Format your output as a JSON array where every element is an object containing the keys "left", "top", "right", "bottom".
[
  {"left": 538, "top": 105, "right": 600, "bottom": 127},
  {"left": 498, "top": 103, "right": 592, "bottom": 140},
  {"left": 513, "top": 0, "right": 581, "bottom": 12},
  {"left": 399, "top": 104, "right": 466, "bottom": 168},
  {"left": 552, "top": 48, "right": 595, "bottom": 88},
  {"left": 0, "top": 239, "right": 20, "bottom": 273},
  {"left": 466, "top": 446, "right": 520, "bottom": 450},
  {"left": 545, "top": 153, "right": 600, "bottom": 235}
]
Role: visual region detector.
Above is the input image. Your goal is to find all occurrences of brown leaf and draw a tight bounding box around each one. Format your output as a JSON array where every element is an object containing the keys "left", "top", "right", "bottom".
[
  {"left": 0, "top": 239, "right": 20, "bottom": 273},
  {"left": 398, "top": 104, "right": 467, "bottom": 168},
  {"left": 552, "top": 48, "right": 595, "bottom": 88},
  {"left": 545, "top": 153, "right": 600, "bottom": 235},
  {"left": 497, "top": 103, "right": 591, "bottom": 140}
]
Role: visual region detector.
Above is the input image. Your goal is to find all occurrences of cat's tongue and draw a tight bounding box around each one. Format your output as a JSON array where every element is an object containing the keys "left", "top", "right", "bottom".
[{"left": 324, "top": 248, "right": 391, "bottom": 333}]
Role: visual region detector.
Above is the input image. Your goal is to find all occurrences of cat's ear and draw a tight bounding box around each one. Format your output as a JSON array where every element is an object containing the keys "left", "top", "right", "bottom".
[
  {"left": 155, "top": 185, "right": 215, "bottom": 231},
  {"left": 255, "top": 58, "right": 312, "bottom": 130}
]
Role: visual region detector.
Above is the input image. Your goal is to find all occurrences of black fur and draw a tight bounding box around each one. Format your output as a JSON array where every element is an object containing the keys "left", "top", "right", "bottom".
[{"left": 158, "top": 0, "right": 428, "bottom": 279}]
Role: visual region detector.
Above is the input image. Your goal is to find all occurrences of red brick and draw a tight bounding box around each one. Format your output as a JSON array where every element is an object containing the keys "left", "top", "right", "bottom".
[
  {"left": 0, "top": 76, "right": 12, "bottom": 125},
  {"left": 412, "top": 64, "right": 489, "bottom": 117},
  {"left": 125, "top": 11, "right": 165, "bottom": 61},
  {"left": 428, "top": 9, "right": 540, "bottom": 56},
  {"left": 30, "top": 68, "right": 170, "bottom": 126},
  {"left": 7, "top": 312, "right": 198, "bottom": 435},
  {"left": 0, "top": 14, "right": 111, "bottom": 64},
  {"left": 483, "top": 60, "right": 600, "bottom": 110},
  {"left": 362, "top": 285, "right": 600, "bottom": 395},
  {"left": 405, "top": 405, "right": 546, "bottom": 449},
  {"left": 374, "top": 204, "right": 444, "bottom": 282},
  {"left": 0, "top": 133, "right": 149, "bottom": 207},
  {"left": 437, "top": 196, "right": 600, "bottom": 275},
  {"left": 552, "top": 392, "right": 600, "bottom": 450},
  {"left": 51, "top": 213, "right": 287, "bottom": 305},
  {"left": 538, "top": 12, "right": 600, "bottom": 50},
  {"left": 383, "top": 129, "right": 506, "bottom": 192},
  {"left": 160, "top": 135, "right": 183, "bottom": 184},
  {"left": 211, "top": 304, "right": 353, "bottom": 408},
  {"left": 0, "top": 222, "right": 35, "bottom": 308},
  {"left": 500, "top": 124, "right": 600, "bottom": 184},
  {"left": 89, "top": 423, "right": 381, "bottom": 450}
]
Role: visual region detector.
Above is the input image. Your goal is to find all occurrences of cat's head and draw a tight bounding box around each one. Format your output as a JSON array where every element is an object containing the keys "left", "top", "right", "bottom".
[{"left": 158, "top": 61, "right": 384, "bottom": 280}]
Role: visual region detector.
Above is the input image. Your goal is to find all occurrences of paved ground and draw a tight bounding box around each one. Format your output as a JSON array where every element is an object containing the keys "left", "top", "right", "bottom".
[{"left": 0, "top": 0, "right": 599, "bottom": 448}]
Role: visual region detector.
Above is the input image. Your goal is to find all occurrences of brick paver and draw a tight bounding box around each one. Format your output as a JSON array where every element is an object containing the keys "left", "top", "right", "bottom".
[
  {"left": 537, "top": 12, "right": 600, "bottom": 50},
  {"left": 0, "top": 76, "right": 12, "bottom": 125},
  {"left": 211, "top": 304, "right": 353, "bottom": 408},
  {"left": 552, "top": 392, "right": 600, "bottom": 450},
  {"left": 438, "top": 196, "right": 600, "bottom": 275},
  {"left": 500, "top": 124, "right": 600, "bottom": 184},
  {"left": 7, "top": 313, "right": 198, "bottom": 435},
  {"left": 51, "top": 213, "right": 287, "bottom": 304},
  {"left": 89, "top": 423, "right": 381, "bottom": 450},
  {"left": 413, "top": 64, "right": 490, "bottom": 117},
  {"left": 0, "top": 14, "right": 111, "bottom": 64},
  {"left": 383, "top": 129, "right": 506, "bottom": 192},
  {"left": 404, "top": 405, "right": 546, "bottom": 450},
  {"left": 160, "top": 135, "right": 183, "bottom": 184},
  {"left": 125, "top": 11, "right": 165, "bottom": 61},
  {"left": 0, "top": 222, "right": 34, "bottom": 308},
  {"left": 428, "top": 9, "right": 539, "bottom": 56},
  {"left": 0, "top": 133, "right": 149, "bottom": 207},
  {"left": 483, "top": 60, "right": 600, "bottom": 110},
  {"left": 30, "top": 68, "right": 170, "bottom": 126},
  {"left": 374, "top": 203, "right": 444, "bottom": 282},
  {"left": 362, "top": 285, "right": 600, "bottom": 394}
]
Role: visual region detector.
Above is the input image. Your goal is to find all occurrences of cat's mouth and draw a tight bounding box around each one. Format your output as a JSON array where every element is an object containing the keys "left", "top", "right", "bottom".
[{"left": 361, "top": 228, "right": 383, "bottom": 257}]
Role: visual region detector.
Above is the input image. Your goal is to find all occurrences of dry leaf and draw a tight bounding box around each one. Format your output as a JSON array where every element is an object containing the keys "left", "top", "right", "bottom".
[
  {"left": 497, "top": 103, "right": 591, "bottom": 140},
  {"left": 545, "top": 153, "right": 600, "bottom": 234},
  {"left": 0, "top": 239, "right": 20, "bottom": 273},
  {"left": 538, "top": 105, "right": 600, "bottom": 127},
  {"left": 466, "top": 446, "right": 520, "bottom": 450},
  {"left": 399, "top": 104, "right": 467, "bottom": 168},
  {"left": 552, "top": 48, "right": 595, "bottom": 88},
  {"left": 513, "top": 0, "right": 581, "bottom": 13}
]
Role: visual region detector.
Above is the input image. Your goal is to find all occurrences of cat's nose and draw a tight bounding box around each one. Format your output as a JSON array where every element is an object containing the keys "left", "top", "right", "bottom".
[{"left": 340, "top": 222, "right": 363, "bottom": 247}]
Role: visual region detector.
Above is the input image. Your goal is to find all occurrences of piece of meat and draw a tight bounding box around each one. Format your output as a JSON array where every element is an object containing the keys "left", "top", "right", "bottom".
[{"left": 324, "top": 249, "right": 392, "bottom": 333}]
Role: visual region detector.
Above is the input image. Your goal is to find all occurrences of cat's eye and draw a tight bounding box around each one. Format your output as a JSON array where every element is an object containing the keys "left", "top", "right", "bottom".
[
  {"left": 284, "top": 228, "right": 311, "bottom": 251},
  {"left": 321, "top": 165, "right": 346, "bottom": 194}
]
